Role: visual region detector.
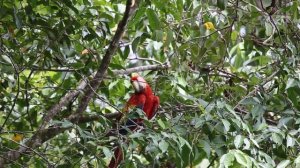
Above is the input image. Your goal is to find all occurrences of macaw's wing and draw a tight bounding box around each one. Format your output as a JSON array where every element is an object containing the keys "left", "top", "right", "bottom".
[
  {"left": 147, "top": 95, "right": 160, "bottom": 120},
  {"left": 124, "top": 94, "right": 146, "bottom": 112},
  {"left": 118, "top": 93, "right": 146, "bottom": 135}
]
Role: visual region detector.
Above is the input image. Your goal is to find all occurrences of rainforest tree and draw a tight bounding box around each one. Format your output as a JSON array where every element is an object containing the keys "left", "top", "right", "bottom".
[{"left": 0, "top": 0, "right": 300, "bottom": 167}]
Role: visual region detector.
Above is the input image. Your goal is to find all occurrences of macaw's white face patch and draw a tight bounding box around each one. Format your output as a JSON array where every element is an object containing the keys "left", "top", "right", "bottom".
[{"left": 132, "top": 79, "right": 146, "bottom": 93}]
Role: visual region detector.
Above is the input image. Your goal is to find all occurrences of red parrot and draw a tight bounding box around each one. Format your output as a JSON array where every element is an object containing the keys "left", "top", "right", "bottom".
[{"left": 108, "top": 73, "right": 159, "bottom": 168}]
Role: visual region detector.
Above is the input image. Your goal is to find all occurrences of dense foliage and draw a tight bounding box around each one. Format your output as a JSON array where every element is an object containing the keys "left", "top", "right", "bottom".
[{"left": 1, "top": 0, "right": 300, "bottom": 167}]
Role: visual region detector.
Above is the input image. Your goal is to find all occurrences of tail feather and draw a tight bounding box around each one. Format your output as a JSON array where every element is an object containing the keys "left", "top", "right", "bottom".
[{"left": 108, "top": 146, "right": 123, "bottom": 168}]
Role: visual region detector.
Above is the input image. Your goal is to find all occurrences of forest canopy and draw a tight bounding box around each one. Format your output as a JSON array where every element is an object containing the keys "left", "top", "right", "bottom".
[{"left": 0, "top": 0, "right": 300, "bottom": 167}]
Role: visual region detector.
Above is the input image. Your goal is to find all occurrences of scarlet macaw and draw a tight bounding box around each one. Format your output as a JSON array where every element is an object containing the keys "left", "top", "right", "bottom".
[{"left": 108, "top": 73, "right": 159, "bottom": 168}]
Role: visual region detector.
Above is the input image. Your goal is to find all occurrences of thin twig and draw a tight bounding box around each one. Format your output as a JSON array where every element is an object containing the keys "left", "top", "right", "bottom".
[
  {"left": 25, "top": 70, "right": 34, "bottom": 131},
  {"left": 234, "top": 69, "right": 280, "bottom": 109},
  {"left": 2, "top": 136, "right": 52, "bottom": 167},
  {"left": 185, "top": 24, "right": 233, "bottom": 43},
  {"left": 128, "top": 57, "right": 163, "bottom": 65},
  {"left": 0, "top": 74, "right": 20, "bottom": 133}
]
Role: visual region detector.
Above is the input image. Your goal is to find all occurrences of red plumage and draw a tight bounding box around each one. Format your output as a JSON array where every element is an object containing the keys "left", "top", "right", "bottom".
[
  {"left": 126, "top": 75, "right": 159, "bottom": 120},
  {"left": 108, "top": 74, "right": 159, "bottom": 168}
]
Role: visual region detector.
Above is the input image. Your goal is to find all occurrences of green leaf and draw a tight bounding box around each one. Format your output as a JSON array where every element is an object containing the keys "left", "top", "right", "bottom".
[
  {"left": 276, "top": 160, "right": 291, "bottom": 168},
  {"left": 158, "top": 140, "right": 169, "bottom": 153},
  {"left": 240, "top": 97, "right": 260, "bottom": 105},
  {"left": 221, "top": 119, "right": 231, "bottom": 132},
  {"left": 178, "top": 137, "right": 192, "bottom": 150},
  {"left": 251, "top": 104, "right": 265, "bottom": 118},
  {"left": 233, "top": 150, "right": 249, "bottom": 167},
  {"left": 181, "top": 144, "right": 192, "bottom": 167},
  {"left": 71, "top": 62, "right": 85, "bottom": 69},
  {"left": 129, "top": 7, "right": 146, "bottom": 26},
  {"left": 14, "top": 8, "right": 23, "bottom": 29},
  {"left": 177, "top": 86, "right": 188, "bottom": 99},
  {"left": 220, "top": 153, "right": 235, "bottom": 167},
  {"left": 146, "top": 9, "right": 161, "bottom": 30},
  {"left": 102, "top": 146, "right": 112, "bottom": 158},
  {"left": 250, "top": 56, "right": 271, "bottom": 66},
  {"left": 295, "top": 155, "right": 300, "bottom": 167},
  {"left": 199, "top": 47, "right": 207, "bottom": 58},
  {"left": 176, "top": 0, "right": 183, "bottom": 15},
  {"left": 199, "top": 140, "right": 211, "bottom": 157},
  {"left": 153, "top": 30, "right": 164, "bottom": 41},
  {"left": 131, "top": 36, "right": 141, "bottom": 53},
  {"left": 217, "top": 0, "right": 228, "bottom": 10},
  {"left": 164, "top": 29, "right": 174, "bottom": 48},
  {"left": 271, "top": 133, "right": 283, "bottom": 145},
  {"left": 286, "top": 135, "right": 295, "bottom": 148},
  {"left": 278, "top": 117, "right": 294, "bottom": 127},
  {"left": 286, "top": 78, "right": 299, "bottom": 89},
  {"left": 193, "top": 117, "right": 205, "bottom": 128},
  {"left": 234, "top": 135, "right": 244, "bottom": 149},
  {"left": 108, "top": 80, "right": 119, "bottom": 90},
  {"left": 265, "top": 22, "right": 273, "bottom": 36},
  {"left": 61, "top": 120, "right": 73, "bottom": 128},
  {"left": 157, "top": 119, "right": 166, "bottom": 129},
  {"left": 61, "top": 0, "right": 79, "bottom": 14},
  {"left": 129, "top": 132, "right": 144, "bottom": 138},
  {"left": 177, "top": 76, "right": 188, "bottom": 87},
  {"left": 109, "top": 63, "right": 125, "bottom": 70}
]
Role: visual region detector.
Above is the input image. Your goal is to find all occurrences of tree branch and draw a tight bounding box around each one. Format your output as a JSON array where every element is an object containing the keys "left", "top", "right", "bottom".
[
  {"left": 39, "top": 63, "right": 168, "bottom": 130},
  {"left": 39, "top": 0, "right": 141, "bottom": 131},
  {"left": 70, "top": 0, "right": 139, "bottom": 120},
  {"left": 26, "top": 62, "right": 170, "bottom": 74},
  {"left": 0, "top": 0, "right": 139, "bottom": 166},
  {"left": 0, "top": 112, "right": 120, "bottom": 167},
  {"left": 0, "top": 112, "right": 121, "bottom": 167},
  {"left": 112, "top": 62, "right": 170, "bottom": 76}
]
